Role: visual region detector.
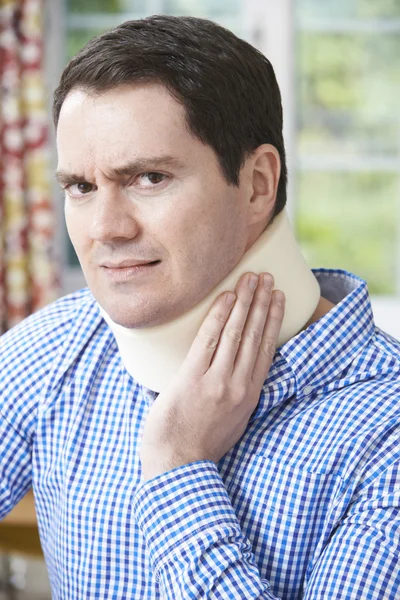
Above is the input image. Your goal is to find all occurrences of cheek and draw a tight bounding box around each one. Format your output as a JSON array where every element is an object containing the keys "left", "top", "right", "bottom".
[
  {"left": 181, "top": 192, "right": 229, "bottom": 237},
  {"left": 172, "top": 206, "right": 239, "bottom": 273},
  {"left": 64, "top": 207, "right": 87, "bottom": 253}
]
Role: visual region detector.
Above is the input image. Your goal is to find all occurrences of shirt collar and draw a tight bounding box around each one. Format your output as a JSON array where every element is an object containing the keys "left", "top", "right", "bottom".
[{"left": 250, "top": 269, "right": 375, "bottom": 423}]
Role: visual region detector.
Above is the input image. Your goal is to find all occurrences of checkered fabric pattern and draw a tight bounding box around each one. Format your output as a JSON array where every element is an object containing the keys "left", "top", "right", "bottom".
[{"left": 1, "top": 269, "right": 399, "bottom": 599}]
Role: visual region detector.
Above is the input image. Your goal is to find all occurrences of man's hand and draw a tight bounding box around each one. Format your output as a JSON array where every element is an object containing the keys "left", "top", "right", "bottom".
[{"left": 140, "top": 272, "right": 285, "bottom": 481}]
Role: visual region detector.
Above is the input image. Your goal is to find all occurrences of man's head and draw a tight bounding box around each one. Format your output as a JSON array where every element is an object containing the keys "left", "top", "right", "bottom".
[{"left": 54, "top": 16, "right": 286, "bottom": 327}]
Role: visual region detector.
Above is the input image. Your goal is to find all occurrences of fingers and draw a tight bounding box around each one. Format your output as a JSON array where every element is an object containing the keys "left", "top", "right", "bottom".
[
  {"left": 182, "top": 271, "right": 284, "bottom": 384},
  {"left": 183, "top": 289, "right": 237, "bottom": 376},
  {"left": 209, "top": 273, "right": 259, "bottom": 377},
  {"left": 233, "top": 273, "right": 275, "bottom": 380},
  {"left": 252, "top": 290, "right": 285, "bottom": 388}
]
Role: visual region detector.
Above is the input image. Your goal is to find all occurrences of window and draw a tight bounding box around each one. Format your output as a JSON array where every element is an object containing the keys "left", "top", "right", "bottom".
[
  {"left": 295, "top": 0, "right": 400, "bottom": 336},
  {"left": 67, "top": 0, "right": 247, "bottom": 60},
  {"left": 51, "top": 0, "right": 400, "bottom": 336}
]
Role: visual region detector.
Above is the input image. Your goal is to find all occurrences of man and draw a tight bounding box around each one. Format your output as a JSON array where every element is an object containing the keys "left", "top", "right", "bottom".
[{"left": 1, "top": 15, "right": 399, "bottom": 599}]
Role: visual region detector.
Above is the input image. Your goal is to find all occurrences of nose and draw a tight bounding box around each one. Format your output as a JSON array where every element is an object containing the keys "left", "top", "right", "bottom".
[{"left": 88, "top": 188, "right": 140, "bottom": 243}]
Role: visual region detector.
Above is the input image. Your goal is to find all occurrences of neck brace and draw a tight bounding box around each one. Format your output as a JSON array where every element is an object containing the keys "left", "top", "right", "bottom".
[{"left": 98, "top": 210, "right": 320, "bottom": 392}]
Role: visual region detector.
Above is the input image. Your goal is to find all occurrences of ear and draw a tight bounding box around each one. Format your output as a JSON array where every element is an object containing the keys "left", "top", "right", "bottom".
[{"left": 244, "top": 144, "right": 281, "bottom": 227}]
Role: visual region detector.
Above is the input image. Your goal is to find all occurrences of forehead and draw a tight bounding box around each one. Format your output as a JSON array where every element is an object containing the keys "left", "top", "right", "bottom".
[{"left": 56, "top": 84, "right": 195, "bottom": 169}]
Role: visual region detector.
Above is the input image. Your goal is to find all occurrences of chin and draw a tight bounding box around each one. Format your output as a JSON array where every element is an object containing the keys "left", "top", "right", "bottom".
[
  {"left": 106, "top": 304, "right": 174, "bottom": 329},
  {"left": 95, "top": 285, "right": 194, "bottom": 329}
]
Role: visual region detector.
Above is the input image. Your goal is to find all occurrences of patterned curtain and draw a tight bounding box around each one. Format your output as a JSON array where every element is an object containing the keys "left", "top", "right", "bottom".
[{"left": 0, "top": 0, "right": 59, "bottom": 335}]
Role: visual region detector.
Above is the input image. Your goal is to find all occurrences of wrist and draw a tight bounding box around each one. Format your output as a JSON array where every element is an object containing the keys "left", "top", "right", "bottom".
[{"left": 141, "top": 449, "right": 209, "bottom": 482}]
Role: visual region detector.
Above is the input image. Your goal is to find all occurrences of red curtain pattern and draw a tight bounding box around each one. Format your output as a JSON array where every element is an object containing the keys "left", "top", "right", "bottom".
[{"left": 0, "top": 0, "right": 59, "bottom": 334}]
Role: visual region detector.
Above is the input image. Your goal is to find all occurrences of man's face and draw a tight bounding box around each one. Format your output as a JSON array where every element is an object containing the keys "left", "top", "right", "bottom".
[{"left": 56, "top": 83, "right": 252, "bottom": 328}]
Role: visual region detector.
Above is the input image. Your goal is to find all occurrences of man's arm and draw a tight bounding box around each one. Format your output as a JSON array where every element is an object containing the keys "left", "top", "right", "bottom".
[
  {"left": 140, "top": 272, "right": 284, "bottom": 479},
  {"left": 0, "top": 317, "right": 42, "bottom": 520},
  {"left": 135, "top": 272, "right": 284, "bottom": 597},
  {"left": 0, "top": 413, "right": 32, "bottom": 521},
  {"left": 135, "top": 270, "right": 400, "bottom": 598},
  {"left": 0, "top": 292, "right": 80, "bottom": 520},
  {"left": 133, "top": 460, "right": 279, "bottom": 599}
]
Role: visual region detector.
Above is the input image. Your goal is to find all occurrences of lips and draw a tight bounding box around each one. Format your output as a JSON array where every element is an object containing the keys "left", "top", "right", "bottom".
[
  {"left": 100, "top": 260, "right": 160, "bottom": 282},
  {"left": 102, "top": 260, "right": 158, "bottom": 268}
]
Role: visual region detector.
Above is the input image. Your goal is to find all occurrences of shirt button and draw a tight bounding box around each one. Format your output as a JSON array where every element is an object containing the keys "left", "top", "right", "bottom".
[{"left": 303, "top": 385, "right": 313, "bottom": 396}]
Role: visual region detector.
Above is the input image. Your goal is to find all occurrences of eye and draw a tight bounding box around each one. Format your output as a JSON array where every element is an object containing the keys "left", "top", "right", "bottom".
[
  {"left": 137, "top": 172, "right": 168, "bottom": 187},
  {"left": 66, "top": 182, "right": 95, "bottom": 198},
  {"left": 76, "top": 182, "right": 93, "bottom": 193}
]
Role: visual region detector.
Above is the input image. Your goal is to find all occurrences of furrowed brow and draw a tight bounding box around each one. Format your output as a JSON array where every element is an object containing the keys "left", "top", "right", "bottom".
[
  {"left": 55, "top": 156, "right": 186, "bottom": 186},
  {"left": 107, "top": 156, "right": 186, "bottom": 179},
  {"left": 55, "top": 170, "right": 85, "bottom": 186}
]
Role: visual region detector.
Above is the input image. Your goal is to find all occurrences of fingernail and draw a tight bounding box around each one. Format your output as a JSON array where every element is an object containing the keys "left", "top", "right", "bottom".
[
  {"left": 274, "top": 290, "right": 285, "bottom": 305},
  {"left": 225, "top": 292, "right": 236, "bottom": 306},
  {"left": 248, "top": 274, "right": 258, "bottom": 290},
  {"left": 263, "top": 274, "right": 273, "bottom": 290}
]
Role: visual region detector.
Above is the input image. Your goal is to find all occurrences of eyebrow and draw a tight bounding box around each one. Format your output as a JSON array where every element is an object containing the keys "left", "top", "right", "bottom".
[{"left": 55, "top": 155, "right": 186, "bottom": 186}]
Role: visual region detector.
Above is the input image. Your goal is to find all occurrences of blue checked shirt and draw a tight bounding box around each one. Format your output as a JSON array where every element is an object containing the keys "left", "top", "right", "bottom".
[{"left": 1, "top": 269, "right": 400, "bottom": 599}]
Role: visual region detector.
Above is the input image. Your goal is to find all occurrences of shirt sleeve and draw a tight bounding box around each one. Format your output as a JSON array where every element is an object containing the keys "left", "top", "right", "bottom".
[
  {"left": 132, "top": 459, "right": 400, "bottom": 600},
  {"left": 0, "top": 292, "right": 81, "bottom": 521},
  {"left": 132, "top": 460, "right": 279, "bottom": 599},
  {"left": 0, "top": 411, "right": 32, "bottom": 520},
  {"left": 0, "top": 316, "right": 42, "bottom": 520}
]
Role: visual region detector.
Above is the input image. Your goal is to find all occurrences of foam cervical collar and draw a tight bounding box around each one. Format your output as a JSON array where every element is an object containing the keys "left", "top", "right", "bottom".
[{"left": 98, "top": 210, "right": 321, "bottom": 393}]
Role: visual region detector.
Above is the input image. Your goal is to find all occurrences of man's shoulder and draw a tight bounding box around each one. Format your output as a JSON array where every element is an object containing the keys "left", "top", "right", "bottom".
[
  {"left": 374, "top": 326, "right": 400, "bottom": 356},
  {"left": 369, "top": 326, "right": 400, "bottom": 387},
  {"left": 362, "top": 324, "right": 400, "bottom": 375},
  {"left": 315, "top": 268, "right": 400, "bottom": 377},
  {"left": 1, "top": 287, "right": 96, "bottom": 347},
  {"left": 0, "top": 287, "right": 102, "bottom": 384},
  {"left": 0, "top": 287, "right": 103, "bottom": 437},
  {"left": 340, "top": 326, "right": 400, "bottom": 432}
]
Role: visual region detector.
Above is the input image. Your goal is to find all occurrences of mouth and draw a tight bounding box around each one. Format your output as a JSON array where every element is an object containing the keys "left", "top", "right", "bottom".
[
  {"left": 101, "top": 260, "right": 161, "bottom": 281},
  {"left": 102, "top": 259, "right": 161, "bottom": 268}
]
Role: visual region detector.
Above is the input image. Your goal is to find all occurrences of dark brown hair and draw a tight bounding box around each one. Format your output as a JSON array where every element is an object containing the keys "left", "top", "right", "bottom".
[{"left": 53, "top": 15, "right": 287, "bottom": 217}]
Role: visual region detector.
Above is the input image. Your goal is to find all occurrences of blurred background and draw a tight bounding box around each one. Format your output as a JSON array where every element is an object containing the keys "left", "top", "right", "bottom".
[{"left": 0, "top": 0, "right": 399, "bottom": 597}]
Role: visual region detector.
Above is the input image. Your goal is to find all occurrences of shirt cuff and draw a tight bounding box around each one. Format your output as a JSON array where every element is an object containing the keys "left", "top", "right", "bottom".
[{"left": 131, "top": 460, "right": 242, "bottom": 574}]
